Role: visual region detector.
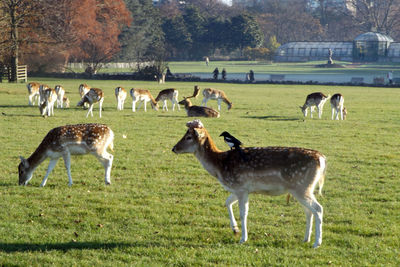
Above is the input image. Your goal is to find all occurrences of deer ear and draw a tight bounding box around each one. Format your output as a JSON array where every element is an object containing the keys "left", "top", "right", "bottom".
[{"left": 194, "top": 128, "right": 205, "bottom": 139}]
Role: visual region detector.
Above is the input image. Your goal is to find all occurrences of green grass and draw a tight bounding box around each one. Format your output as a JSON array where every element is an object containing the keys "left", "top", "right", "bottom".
[{"left": 0, "top": 79, "right": 399, "bottom": 266}]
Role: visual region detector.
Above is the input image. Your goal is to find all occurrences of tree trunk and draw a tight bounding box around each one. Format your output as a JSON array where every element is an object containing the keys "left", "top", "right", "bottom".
[{"left": 9, "top": 1, "right": 18, "bottom": 82}]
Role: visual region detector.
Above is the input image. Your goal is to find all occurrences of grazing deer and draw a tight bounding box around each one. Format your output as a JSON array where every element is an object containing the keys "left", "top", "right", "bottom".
[
  {"left": 330, "top": 93, "right": 347, "bottom": 120},
  {"left": 178, "top": 98, "right": 220, "bottom": 118},
  {"left": 202, "top": 88, "right": 233, "bottom": 111},
  {"left": 300, "top": 92, "right": 330, "bottom": 119},
  {"left": 26, "top": 82, "right": 41, "bottom": 106},
  {"left": 77, "top": 88, "right": 104, "bottom": 118},
  {"left": 115, "top": 87, "right": 127, "bottom": 111},
  {"left": 55, "top": 85, "right": 66, "bottom": 108},
  {"left": 78, "top": 84, "right": 90, "bottom": 108},
  {"left": 18, "top": 123, "right": 114, "bottom": 187},
  {"left": 130, "top": 88, "right": 159, "bottom": 112},
  {"left": 39, "top": 88, "right": 57, "bottom": 117},
  {"left": 172, "top": 120, "right": 326, "bottom": 248},
  {"left": 155, "top": 88, "right": 180, "bottom": 111}
]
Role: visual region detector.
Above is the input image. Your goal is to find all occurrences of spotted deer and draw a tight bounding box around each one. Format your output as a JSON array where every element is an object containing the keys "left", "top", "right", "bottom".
[
  {"left": 18, "top": 123, "right": 114, "bottom": 187},
  {"left": 77, "top": 88, "right": 104, "bottom": 118},
  {"left": 26, "top": 82, "right": 41, "bottom": 106},
  {"left": 330, "top": 93, "right": 347, "bottom": 120},
  {"left": 202, "top": 88, "right": 233, "bottom": 110},
  {"left": 172, "top": 120, "right": 326, "bottom": 248},
  {"left": 115, "top": 87, "right": 127, "bottom": 111},
  {"left": 178, "top": 98, "right": 220, "bottom": 118},
  {"left": 78, "top": 84, "right": 91, "bottom": 108},
  {"left": 55, "top": 85, "right": 67, "bottom": 108},
  {"left": 130, "top": 88, "right": 159, "bottom": 112},
  {"left": 39, "top": 88, "right": 57, "bottom": 117},
  {"left": 155, "top": 88, "right": 180, "bottom": 111},
  {"left": 300, "top": 92, "right": 330, "bottom": 119}
]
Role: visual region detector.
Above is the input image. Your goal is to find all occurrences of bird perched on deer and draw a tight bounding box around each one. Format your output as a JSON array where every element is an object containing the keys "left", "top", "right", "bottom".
[{"left": 220, "top": 131, "right": 242, "bottom": 150}]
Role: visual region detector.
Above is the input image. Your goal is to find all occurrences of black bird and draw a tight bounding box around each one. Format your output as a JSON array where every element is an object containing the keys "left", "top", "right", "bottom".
[{"left": 220, "top": 131, "right": 242, "bottom": 150}]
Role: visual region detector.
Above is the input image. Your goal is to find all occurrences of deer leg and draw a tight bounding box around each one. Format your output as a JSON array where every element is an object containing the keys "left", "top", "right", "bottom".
[
  {"left": 339, "top": 107, "right": 343, "bottom": 120},
  {"left": 226, "top": 194, "right": 239, "bottom": 234},
  {"left": 202, "top": 98, "right": 208, "bottom": 107},
  {"left": 302, "top": 207, "right": 313, "bottom": 243},
  {"left": 62, "top": 152, "right": 73, "bottom": 186},
  {"left": 237, "top": 192, "right": 249, "bottom": 243},
  {"left": 95, "top": 152, "right": 113, "bottom": 185},
  {"left": 99, "top": 100, "right": 103, "bottom": 118},
  {"left": 40, "top": 158, "right": 59, "bottom": 187},
  {"left": 86, "top": 103, "right": 94, "bottom": 117},
  {"left": 217, "top": 99, "right": 222, "bottom": 111},
  {"left": 132, "top": 100, "right": 136, "bottom": 112},
  {"left": 163, "top": 100, "right": 168, "bottom": 111}
]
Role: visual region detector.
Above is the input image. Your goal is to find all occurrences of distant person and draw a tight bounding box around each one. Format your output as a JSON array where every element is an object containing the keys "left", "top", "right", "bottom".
[
  {"left": 221, "top": 68, "right": 227, "bottom": 80},
  {"left": 166, "top": 67, "right": 173, "bottom": 78},
  {"left": 387, "top": 71, "right": 393, "bottom": 85},
  {"left": 249, "top": 70, "right": 255, "bottom": 83},
  {"left": 205, "top": 57, "right": 209, "bottom": 66},
  {"left": 213, "top": 67, "right": 219, "bottom": 80}
]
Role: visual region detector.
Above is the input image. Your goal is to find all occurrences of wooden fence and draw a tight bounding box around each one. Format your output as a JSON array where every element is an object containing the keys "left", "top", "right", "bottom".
[{"left": 0, "top": 65, "right": 27, "bottom": 83}]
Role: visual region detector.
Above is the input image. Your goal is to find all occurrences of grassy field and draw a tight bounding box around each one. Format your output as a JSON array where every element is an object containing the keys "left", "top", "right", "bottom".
[{"left": 0, "top": 78, "right": 399, "bottom": 266}]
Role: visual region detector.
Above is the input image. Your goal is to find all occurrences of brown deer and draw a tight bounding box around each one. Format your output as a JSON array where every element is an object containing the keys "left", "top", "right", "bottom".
[
  {"left": 115, "top": 87, "right": 127, "bottom": 111},
  {"left": 26, "top": 82, "right": 41, "bottom": 106},
  {"left": 172, "top": 120, "right": 326, "bottom": 248},
  {"left": 178, "top": 98, "right": 220, "bottom": 118},
  {"left": 202, "top": 88, "right": 233, "bottom": 110},
  {"left": 55, "top": 85, "right": 67, "bottom": 108},
  {"left": 300, "top": 92, "right": 330, "bottom": 119},
  {"left": 78, "top": 84, "right": 91, "bottom": 109},
  {"left": 77, "top": 88, "right": 104, "bottom": 118},
  {"left": 330, "top": 93, "right": 347, "bottom": 120},
  {"left": 155, "top": 88, "right": 180, "bottom": 111},
  {"left": 39, "top": 88, "right": 57, "bottom": 117},
  {"left": 130, "top": 88, "right": 159, "bottom": 112},
  {"left": 18, "top": 123, "right": 114, "bottom": 187}
]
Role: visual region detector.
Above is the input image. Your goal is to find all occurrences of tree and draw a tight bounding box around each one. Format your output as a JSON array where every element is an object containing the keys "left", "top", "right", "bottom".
[
  {"left": 162, "top": 15, "right": 192, "bottom": 59},
  {"left": 183, "top": 5, "right": 207, "bottom": 59},
  {"left": 229, "top": 14, "right": 263, "bottom": 54}
]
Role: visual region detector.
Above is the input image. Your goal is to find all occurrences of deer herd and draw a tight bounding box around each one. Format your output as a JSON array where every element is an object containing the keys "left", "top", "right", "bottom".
[{"left": 20, "top": 80, "right": 349, "bottom": 248}]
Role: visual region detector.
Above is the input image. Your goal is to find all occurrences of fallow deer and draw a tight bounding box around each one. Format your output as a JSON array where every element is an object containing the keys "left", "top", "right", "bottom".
[
  {"left": 78, "top": 84, "right": 91, "bottom": 109},
  {"left": 115, "top": 87, "right": 127, "bottom": 111},
  {"left": 300, "top": 92, "right": 330, "bottom": 119},
  {"left": 185, "top": 85, "right": 200, "bottom": 99},
  {"left": 130, "top": 88, "right": 159, "bottom": 112},
  {"left": 202, "top": 88, "right": 233, "bottom": 111},
  {"left": 18, "top": 123, "right": 114, "bottom": 187},
  {"left": 63, "top": 97, "right": 70, "bottom": 108},
  {"left": 330, "top": 93, "right": 347, "bottom": 120},
  {"left": 155, "top": 88, "right": 180, "bottom": 111},
  {"left": 39, "top": 84, "right": 50, "bottom": 104},
  {"left": 178, "top": 98, "right": 220, "bottom": 118},
  {"left": 172, "top": 120, "right": 326, "bottom": 248},
  {"left": 26, "top": 82, "right": 41, "bottom": 106},
  {"left": 39, "top": 88, "right": 57, "bottom": 117},
  {"left": 77, "top": 88, "right": 104, "bottom": 118},
  {"left": 55, "top": 85, "right": 66, "bottom": 108}
]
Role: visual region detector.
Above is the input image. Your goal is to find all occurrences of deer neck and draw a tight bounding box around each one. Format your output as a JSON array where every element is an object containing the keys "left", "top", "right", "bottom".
[
  {"left": 27, "top": 142, "right": 49, "bottom": 171},
  {"left": 194, "top": 136, "right": 224, "bottom": 178}
]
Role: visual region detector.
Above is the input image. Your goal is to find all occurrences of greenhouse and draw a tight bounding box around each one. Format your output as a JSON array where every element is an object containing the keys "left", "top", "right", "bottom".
[{"left": 274, "top": 32, "right": 400, "bottom": 62}]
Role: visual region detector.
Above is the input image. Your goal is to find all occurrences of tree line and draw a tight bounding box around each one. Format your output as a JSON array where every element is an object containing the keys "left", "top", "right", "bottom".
[{"left": 1, "top": 0, "right": 400, "bottom": 80}]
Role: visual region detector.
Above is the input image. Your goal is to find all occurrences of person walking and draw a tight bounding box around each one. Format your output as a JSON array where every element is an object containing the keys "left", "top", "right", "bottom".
[
  {"left": 205, "top": 57, "right": 209, "bottom": 66},
  {"left": 221, "top": 68, "right": 227, "bottom": 80},
  {"left": 387, "top": 71, "right": 393, "bottom": 85},
  {"left": 213, "top": 67, "right": 219, "bottom": 80}
]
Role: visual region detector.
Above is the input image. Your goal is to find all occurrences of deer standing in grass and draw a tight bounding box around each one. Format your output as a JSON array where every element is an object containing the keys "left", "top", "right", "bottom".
[
  {"left": 78, "top": 84, "right": 91, "bottom": 109},
  {"left": 77, "top": 88, "right": 104, "bottom": 118},
  {"left": 39, "top": 84, "right": 50, "bottom": 104},
  {"left": 172, "top": 120, "right": 326, "bottom": 248},
  {"left": 179, "top": 98, "right": 220, "bottom": 118},
  {"left": 27, "top": 82, "right": 41, "bottom": 106},
  {"left": 130, "top": 88, "right": 159, "bottom": 112},
  {"left": 115, "top": 87, "right": 127, "bottom": 111},
  {"left": 39, "top": 88, "right": 57, "bottom": 117},
  {"left": 202, "top": 88, "right": 233, "bottom": 110},
  {"left": 300, "top": 92, "right": 330, "bottom": 119},
  {"left": 18, "top": 124, "right": 114, "bottom": 187},
  {"left": 54, "top": 85, "right": 69, "bottom": 108},
  {"left": 155, "top": 88, "right": 180, "bottom": 111},
  {"left": 330, "top": 93, "right": 347, "bottom": 120}
]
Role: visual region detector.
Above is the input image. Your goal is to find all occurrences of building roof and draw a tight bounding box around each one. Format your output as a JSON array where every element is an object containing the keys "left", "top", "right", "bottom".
[{"left": 354, "top": 32, "right": 393, "bottom": 42}]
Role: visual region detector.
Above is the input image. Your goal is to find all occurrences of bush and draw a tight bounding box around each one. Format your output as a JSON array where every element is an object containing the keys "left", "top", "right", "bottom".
[{"left": 243, "top": 47, "right": 271, "bottom": 60}]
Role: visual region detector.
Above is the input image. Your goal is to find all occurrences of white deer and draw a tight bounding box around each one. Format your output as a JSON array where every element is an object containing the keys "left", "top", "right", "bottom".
[
  {"left": 300, "top": 92, "right": 330, "bottom": 119},
  {"left": 115, "top": 87, "right": 127, "bottom": 111},
  {"left": 202, "top": 88, "right": 233, "bottom": 110},
  {"left": 77, "top": 88, "right": 104, "bottom": 118},
  {"left": 130, "top": 88, "right": 159, "bottom": 112},
  {"left": 18, "top": 123, "right": 114, "bottom": 187},
  {"left": 55, "top": 85, "right": 66, "bottom": 108},
  {"left": 330, "top": 93, "right": 347, "bottom": 120},
  {"left": 26, "top": 82, "right": 41, "bottom": 106},
  {"left": 155, "top": 88, "right": 180, "bottom": 111},
  {"left": 179, "top": 98, "right": 220, "bottom": 118},
  {"left": 172, "top": 120, "right": 326, "bottom": 248},
  {"left": 39, "top": 88, "right": 57, "bottom": 117}
]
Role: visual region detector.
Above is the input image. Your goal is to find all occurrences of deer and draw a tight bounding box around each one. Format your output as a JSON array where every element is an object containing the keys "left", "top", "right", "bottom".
[
  {"left": 178, "top": 98, "right": 220, "bottom": 118},
  {"left": 55, "top": 85, "right": 67, "bottom": 108},
  {"left": 26, "top": 82, "right": 41, "bottom": 106},
  {"left": 300, "top": 92, "right": 330, "bottom": 119},
  {"left": 155, "top": 88, "right": 180, "bottom": 111},
  {"left": 172, "top": 120, "right": 326, "bottom": 248},
  {"left": 62, "top": 96, "right": 70, "bottom": 108},
  {"left": 130, "top": 88, "right": 159, "bottom": 112},
  {"left": 78, "top": 84, "right": 91, "bottom": 109},
  {"left": 115, "top": 87, "right": 127, "bottom": 111},
  {"left": 185, "top": 85, "right": 200, "bottom": 99},
  {"left": 39, "top": 84, "right": 50, "bottom": 104},
  {"left": 77, "top": 88, "right": 104, "bottom": 118},
  {"left": 330, "top": 93, "right": 347, "bottom": 120},
  {"left": 201, "top": 88, "right": 233, "bottom": 111},
  {"left": 18, "top": 123, "right": 114, "bottom": 187},
  {"left": 39, "top": 88, "right": 57, "bottom": 117}
]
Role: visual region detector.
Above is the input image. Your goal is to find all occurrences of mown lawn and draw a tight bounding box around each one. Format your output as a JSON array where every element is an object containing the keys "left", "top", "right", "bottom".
[{"left": 0, "top": 79, "right": 399, "bottom": 266}]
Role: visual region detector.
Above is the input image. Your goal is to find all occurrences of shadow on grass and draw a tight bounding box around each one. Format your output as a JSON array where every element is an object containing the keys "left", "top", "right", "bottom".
[
  {"left": 242, "top": 115, "right": 301, "bottom": 121},
  {"left": 0, "top": 242, "right": 134, "bottom": 253}
]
